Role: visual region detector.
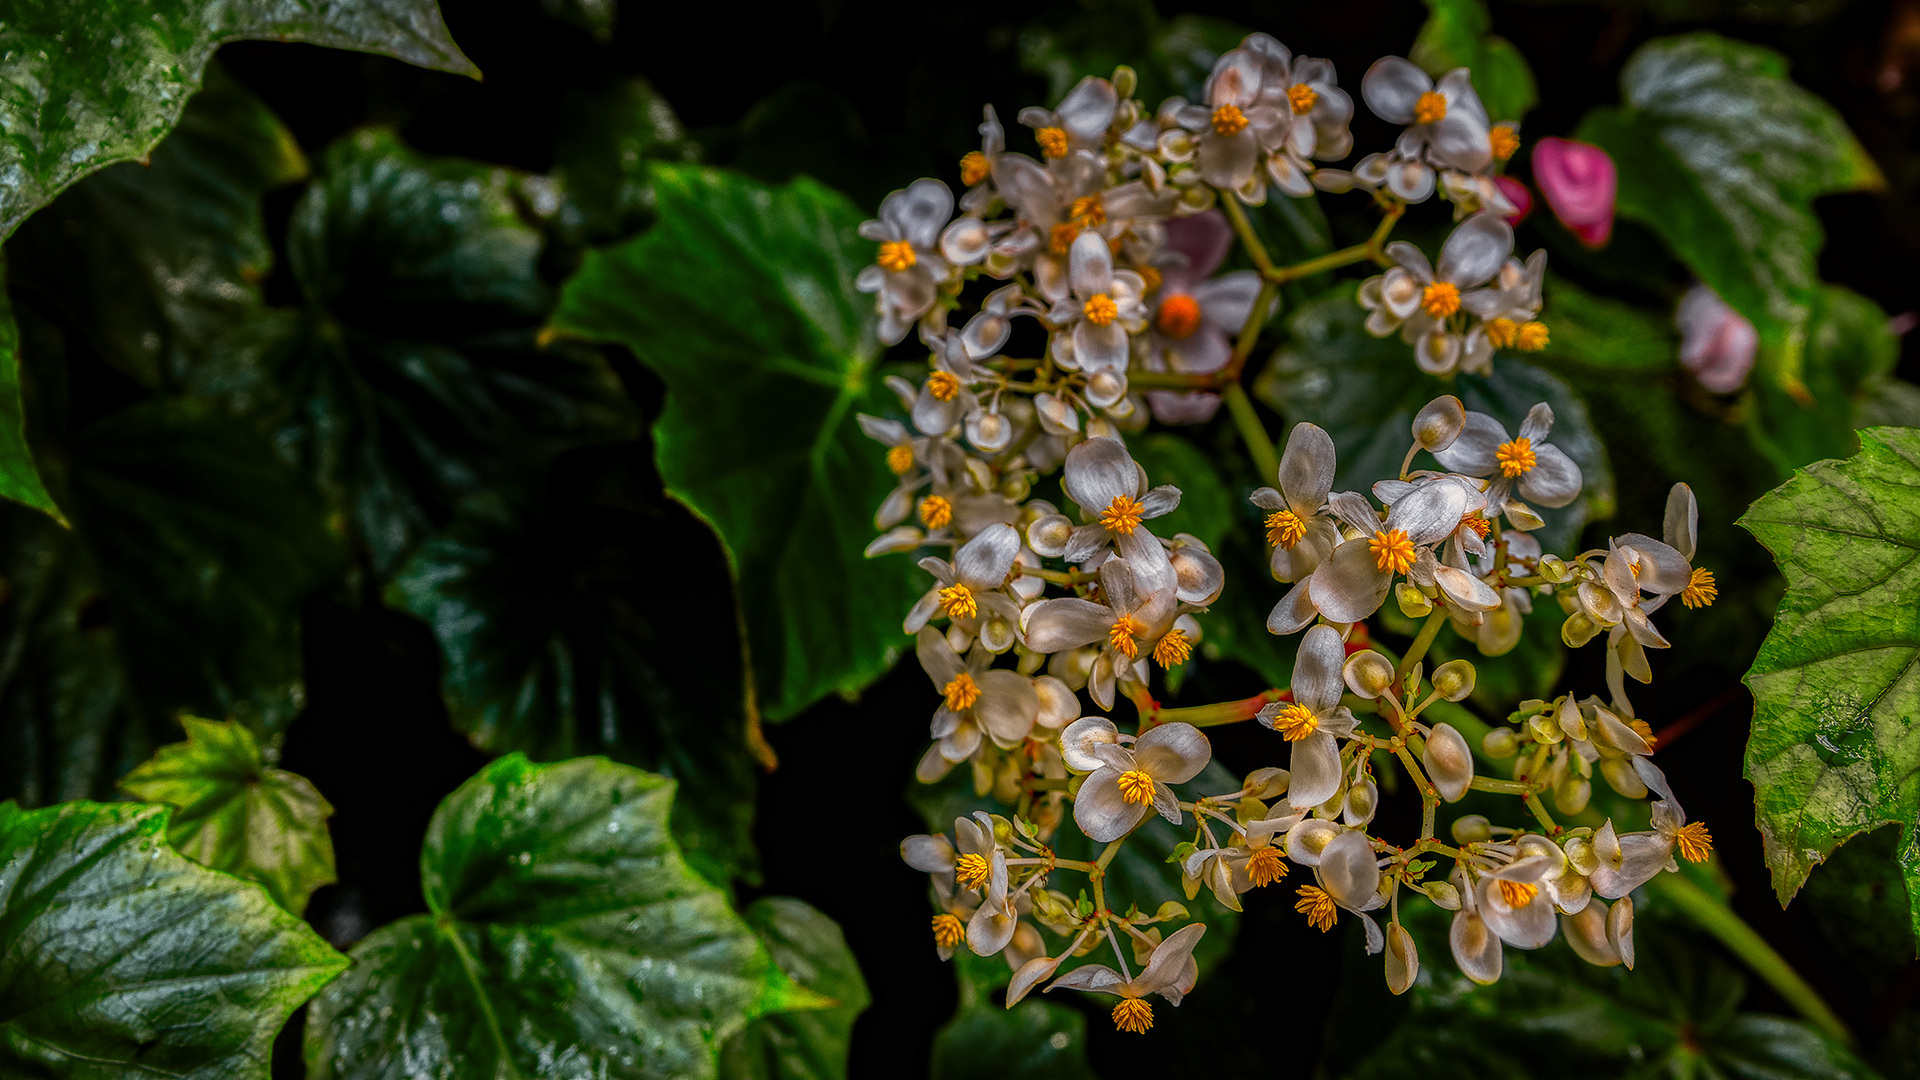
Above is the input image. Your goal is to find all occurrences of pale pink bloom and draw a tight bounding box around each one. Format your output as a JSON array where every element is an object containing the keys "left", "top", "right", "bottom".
[
  {"left": 1531, "top": 138, "right": 1615, "bottom": 248},
  {"left": 1675, "top": 285, "right": 1757, "bottom": 394},
  {"left": 1142, "top": 210, "right": 1261, "bottom": 425},
  {"left": 1494, "top": 175, "right": 1532, "bottom": 226}
]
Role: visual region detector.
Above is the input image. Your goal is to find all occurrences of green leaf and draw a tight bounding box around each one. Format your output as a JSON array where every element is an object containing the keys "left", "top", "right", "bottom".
[
  {"left": 552, "top": 165, "right": 922, "bottom": 723},
  {"left": 1254, "top": 290, "right": 1615, "bottom": 554},
  {"left": 0, "top": 0, "right": 474, "bottom": 242},
  {"left": 0, "top": 799, "right": 347, "bottom": 1078},
  {"left": 384, "top": 456, "right": 761, "bottom": 886},
  {"left": 1575, "top": 33, "right": 1882, "bottom": 377},
  {"left": 1739, "top": 426, "right": 1920, "bottom": 942},
  {"left": 1535, "top": 277, "right": 1679, "bottom": 373},
  {"left": 118, "top": 715, "right": 337, "bottom": 916},
  {"left": 306, "top": 753, "right": 794, "bottom": 1080},
  {"left": 1410, "top": 0, "right": 1539, "bottom": 122},
  {"left": 188, "top": 128, "right": 636, "bottom": 574},
  {"left": 538, "top": 0, "right": 616, "bottom": 39},
  {"left": 6, "top": 64, "right": 307, "bottom": 390},
  {"left": 1126, "top": 433, "right": 1234, "bottom": 551},
  {"left": 552, "top": 78, "right": 699, "bottom": 246},
  {"left": 0, "top": 258, "right": 61, "bottom": 518},
  {"left": 1752, "top": 285, "right": 1907, "bottom": 470},
  {"left": 719, "top": 897, "right": 871, "bottom": 1080},
  {"left": 929, "top": 995, "right": 1098, "bottom": 1080}
]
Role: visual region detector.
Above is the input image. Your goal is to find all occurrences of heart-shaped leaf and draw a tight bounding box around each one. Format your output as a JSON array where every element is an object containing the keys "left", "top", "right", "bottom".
[
  {"left": 0, "top": 799, "right": 346, "bottom": 1078},
  {"left": 720, "top": 897, "right": 871, "bottom": 1080},
  {"left": 118, "top": 715, "right": 336, "bottom": 916},
  {"left": 552, "top": 165, "right": 922, "bottom": 723},
  {"left": 1410, "top": 0, "right": 1538, "bottom": 122}
]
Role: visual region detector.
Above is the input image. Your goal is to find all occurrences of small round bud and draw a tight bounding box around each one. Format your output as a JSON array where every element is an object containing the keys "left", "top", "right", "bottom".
[
  {"left": 1413, "top": 395, "right": 1467, "bottom": 451},
  {"left": 996, "top": 471, "right": 1031, "bottom": 503},
  {"left": 1561, "top": 611, "right": 1600, "bottom": 648},
  {"left": 1384, "top": 922, "right": 1419, "bottom": 996},
  {"left": 968, "top": 410, "right": 1013, "bottom": 453},
  {"left": 1506, "top": 502, "right": 1546, "bottom": 531},
  {"left": 1112, "top": 65, "right": 1138, "bottom": 99},
  {"left": 1431, "top": 659, "right": 1476, "bottom": 702},
  {"left": 1343, "top": 778, "right": 1379, "bottom": 826},
  {"left": 1343, "top": 649, "right": 1396, "bottom": 699},
  {"left": 1563, "top": 836, "right": 1598, "bottom": 876},
  {"left": 1527, "top": 713, "right": 1565, "bottom": 744},
  {"left": 1451, "top": 814, "right": 1492, "bottom": 844},
  {"left": 1482, "top": 727, "right": 1519, "bottom": 758},
  {"left": 1423, "top": 723, "right": 1474, "bottom": 802},
  {"left": 1553, "top": 775, "right": 1593, "bottom": 816},
  {"left": 1027, "top": 514, "right": 1074, "bottom": 557},
  {"left": 1244, "top": 767, "right": 1289, "bottom": 800},
  {"left": 1539, "top": 553, "right": 1572, "bottom": 583},
  {"left": 1085, "top": 369, "right": 1127, "bottom": 409},
  {"left": 1396, "top": 582, "right": 1433, "bottom": 618},
  {"left": 1422, "top": 880, "right": 1462, "bottom": 910}
]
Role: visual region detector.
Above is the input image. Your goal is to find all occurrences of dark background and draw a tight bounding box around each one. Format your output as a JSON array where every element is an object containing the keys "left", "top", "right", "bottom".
[{"left": 202, "top": 0, "right": 1920, "bottom": 1075}]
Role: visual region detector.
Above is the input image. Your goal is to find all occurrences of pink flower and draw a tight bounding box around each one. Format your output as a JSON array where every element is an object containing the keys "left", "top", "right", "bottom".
[
  {"left": 1143, "top": 210, "right": 1261, "bottom": 425},
  {"left": 1494, "top": 176, "right": 1532, "bottom": 227},
  {"left": 1675, "top": 285, "right": 1757, "bottom": 394},
  {"left": 1531, "top": 138, "right": 1615, "bottom": 248}
]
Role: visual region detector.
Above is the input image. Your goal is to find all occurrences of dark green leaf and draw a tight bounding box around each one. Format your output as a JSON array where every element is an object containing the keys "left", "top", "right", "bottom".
[
  {"left": 1253, "top": 290, "right": 1615, "bottom": 554},
  {"left": 1535, "top": 277, "right": 1679, "bottom": 373},
  {"left": 1410, "top": 0, "right": 1539, "bottom": 121},
  {"left": 1575, "top": 34, "right": 1881, "bottom": 378},
  {"left": 1739, "top": 427, "right": 1920, "bottom": 940},
  {"left": 0, "top": 799, "right": 347, "bottom": 1078},
  {"left": 538, "top": 0, "right": 616, "bottom": 39},
  {"left": 929, "top": 993, "right": 1097, "bottom": 1080},
  {"left": 188, "top": 129, "right": 636, "bottom": 574},
  {"left": 1126, "top": 433, "right": 1234, "bottom": 551},
  {"left": 0, "top": 0, "right": 474, "bottom": 241},
  {"left": 6, "top": 64, "right": 307, "bottom": 390},
  {"left": 720, "top": 897, "right": 871, "bottom": 1080},
  {"left": 0, "top": 257, "right": 60, "bottom": 517},
  {"left": 552, "top": 165, "right": 922, "bottom": 723},
  {"left": 384, "top": 454, "right": 760, "bottom": 886},
  {"left": 307, "top": 754, "right": 808, "bottom": 1080},
  {"left": 552, "top": 78, "right": 698, "bottom": 246},
  {"left": 1752, "top": 285, "right": 1907, "bottom": 469},
  {"left": 118, "top": 715, "right": 336, "bottom": 916}
]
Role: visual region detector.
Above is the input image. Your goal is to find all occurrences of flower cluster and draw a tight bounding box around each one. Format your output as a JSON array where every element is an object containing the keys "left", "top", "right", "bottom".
[{"left": 861, "top": 32, "right": 1717, "bottom": 1036}]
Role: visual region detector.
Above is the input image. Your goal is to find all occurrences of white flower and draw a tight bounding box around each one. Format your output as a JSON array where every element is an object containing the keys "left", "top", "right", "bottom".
[
  {"left": 857, "top": 178, "right": 955, "bottom": 344},
  {"left": 1046, "top": 922, "right": 1207, "bottom": 1033},
  {"left": 1359, "top": 57, "right": 1495, "bottom": 201},
  {"left": 912, "top": 627, "right": 1039, "bottom": 783},
  {"left": 1298, "top": 480, "right": 1470, "bottom": 625},
  {"left": 1251, "top": 422, "right": 1341, "bottom": 584},
  {"left": 1069, "top": 721, "right": 1212, "bottom": 842},
  {"left": 1357, "top": 211, "right": 1514, "bottom": 375},
  {"left": 1256, "top": 626, "right": 1360, "bottom": 808},
  {"left": 1025, "top": 557, "right": 1178, "bottom": 709},
  {"left": 1047, "top": 231, "right": 1149, "bottom": 406},
  {"left": 1431, "top": 402, "right": 1584, "bottom": 518}
]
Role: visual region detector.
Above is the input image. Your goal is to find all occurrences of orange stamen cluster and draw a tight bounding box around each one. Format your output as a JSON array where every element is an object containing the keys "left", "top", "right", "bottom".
[
  {"left": 1266, "top": 509, "right": 1308, "bottom": 549},
  {"left": 931, "top": 913, "right": 965, "bottom": 948},
  {"left": 1489, "top": 124, "right": 1520, "bottom": 161},
  {"left": 926, "top": 370, "right": 961, "bottom": 401},
  {"left": 1084, "top": 293, "right": 1119, "bottom": 326},
  {"left": 1675, "top": 821, "right": 1714, "bottom": 862},
  {"left": 1296, "top": 885, "right": 1338, "bottom": 931},
  {"left": 1370, "top": 529, "right": 1416, "bottom": 574},
  {"left": 920, "top": 495, "right": 954, "bottom": 529},
  {"left": 1248, "top": 846, "right": 1288, "bottom": 887},
  {"left": 877, "top": 240, "right": 916, "bottom": 272},
  {"left": 938, "top": 582, "right": 976, "bottom": 620},
  {"left": 1422, "top": 281, "right": 1461, "bottom": 318},
  {"left": 1682, "top": 567, "right": 1718, "bottom": 609},
  {"left": 1496, "top": 438, "right": 1537, "bottom": 478},
  {"left": 960, "top": 151, "right": 990, "bottom": 186},
  {"left": 1497, "top": 880, "right": 1540, "bottom": 908},
  {"left": 1070, "top": 194, "right": 1107, "bottom": 227},
  {"left": 943, "top": 672, "right": 981, "bottom": 712},
  {"left": 1414, "top": 90, "right": 1448, "bottom": 124},
  {"left": 1155, "top": 293, "right": 1202, "bottom": 339},
  {"left": 1116, "top": 769, "right": 1157, "bottom": 806},
  {"left": 1269, "top": 703, "right": 1319, "bottom": 742},
  {"left": 1288, "top": 83, "right": 1319, "bottom": 115},
  {"left": 1152, "top": 628, "right": 1192, "bottom": 668},
  {"left": 1100, "top": 493, "right": 1145, "bottom": 535},
  {"left": 1516, "top": 321, "right": 1550, "bottom": 351},
  {"left": 1486, "top": 317, "right": 1519, "bottom": 350},
  {"left": 955, "top": 852, "right": 991, "bottom": 890},
  {"left": 1211, "top": 104, "right": 1249, "bottom": 135},
  {"left": 1108, "top": 613, "right": 1145, "bottom": 659},
  {"left": 1036, "top": 126, "right": 1069, "bottom": 158},
  {"left": 1112, "top": 998, "right": 1154, "bottom": 1034},
  {"left": 886, "top": 443, "right": 914, "bottom": 475}
]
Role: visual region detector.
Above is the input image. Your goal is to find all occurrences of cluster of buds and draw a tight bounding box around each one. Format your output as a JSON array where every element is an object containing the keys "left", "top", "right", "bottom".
[{"left": 864, "top": 33, "right": 1716, "bottom": 1035}]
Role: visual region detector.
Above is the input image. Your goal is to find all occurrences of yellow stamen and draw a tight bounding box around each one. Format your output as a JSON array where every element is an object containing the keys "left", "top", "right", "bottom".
[
  {"left": 886, "top": 443, "right": 914, "bottom": 475},
  {"left": 1036, "top": 126, "right": 1069, "bottom": 158},
  {"left": 1287, "top": 83, "right": 1319, "bottom": 115},
  {"left": 960, "top": 150, "right": 990, "bottom": 186},
  {"left": 955, "top": 852, "right": 991, "bottom": 890},
  {"left": 1211, "top": 103, "right": 1249, "bottom": 136},
  {"left": 943, "top": 672, "right": 981, "bottom": 712},
  {"left": 1489, "top": 124, "right": 1520, "bottom": 161},
  {"left": 1270, "top": 702, "right": 1319, "bottom": 742},
  {"left": 926, "top": 370, "right": 962, "bottom": 401},
  {"left": 1496, "top": 438, "right": 1537, "bottom": 478},
  {"left": 1675, "top": 821, "right": 1713, "bottom": 863},
  {"left": 1100, "top": 493, "right": 1144, "bottom": 535},
  {"left": 877, "top": 240, "right": 916, "bottom": 272},
  {"left": 1070, "top": 194, "right": 1106, "bottom": 227},
  {"left": 1629, "top": 717, "right": 1659, "bottom": 749},
  {"left": 1296, "top": 885, "right": 1338, "bottom": 931},
  {"left": 1152, "top": 628, "right": 1192, "bottom": 668},
  {"left": 1155, "top": 293, "right": 1201, "bottom": 340},
  {"left": 1112, "top": 997, "right": 1154, "bottom": 1034},
  {"left": 920, "top": 495, "right": 954, "bottom": 530},
  {"left": 938, "top": 582, "right": 976, "bottom": 620},
  {"left": 1422, "top": 281, "right": 1461, "bottom": 318},
  {"left": 1414, "top": 90, "right": 1448, "bottom": 125},
  {"left": 1485, "top": 317, "right": 1519, "bottom": 349},
  {"left": 1136, "top": 265, "right": 1163, "bottom": 295},
  {"left": 1265, "top": 509, "right": 1307, "bottom": 549},
  {"left": 1248, "top": 846, "right": 1288, "bottom": 887},
  {"left": 1369, "top": 529, "right": 1416, "bottom": 574},
  {"left": 1108, "top": 613, "right": 1144, "bottom": 659},
  {"left": 1116, "top": 769, "right": 1157, "bottom": 806},
  {"left": 1516, "top": 321, "right": 1550, "bottom": 351},
  {"left": 1497, "top": 879, "right": 1539, "bottom": 908},
  {"left": 1461, "top": 512, "right": 1491, "bottom": 538},
  {"left": 1681, "top": 567, "right": 1718, "bottom": 609},
  {"left": 1049, "top": 221, "right": 1080, "bottom": 255},
  {"left": 1083, "top": 293, "right": 1119, "bottom": 326},
  {"left": 931, "top": 913, "right": 965, "bottom": 949}
]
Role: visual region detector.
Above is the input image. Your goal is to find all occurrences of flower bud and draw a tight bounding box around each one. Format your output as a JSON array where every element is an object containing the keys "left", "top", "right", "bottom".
[
  {"left": 1560, "top": 611, "right": 1600, "bottom": 648},
  {"left": 1343, "top": 778, "right": 1379, "bottom": 826},
  {"left": 1431, "top": 659, "right": 1476, "bottom": 702},
  {"left": 1421, "top": 879, "right": 1461, "bottom": 909},
  {"left": 1609, "top": 896, "right": 1636, "bottom": 970},
  {"left": 1423, "top": 723, "right": 1474, "bottom": 802},
  {"left": 1538, "top": 554, "right": 1572, "bottom": 583},
  {"left": 1385, "top": 922, "right": 1419, "bottom": 995},
  {"left": 1505, "top": 502, "right": 1546, "bottom": 531},
  {"left": 968, "top": 409, "right": 1014, "bottom": 453},
  {"left": 1563, "top": 836, "right": 1598, "bottom": 876},
  {"left": 1396, "top": 582, "right": 1433, "bottom": 618},
  {"left": 1243, "top": 766, "right": 1289, "bottom": 801},
  {"left": 1481, "top": 727, "right": 1519, "bottom": 758},
  {"left": 1532, "top": 137, "right": 1617, "bottom": 248},
  {"left": 1526, "top": 713, "right": 1564, "bottom": 745},
  {"left": 1343, "top": 649, "right": 1396, "bottom": 699},
  {"left": 1677, "top": 284, "right": 1757, "bottom": 394},
  {"left": 1553, "top": 774, "right": 1593, "bottom": 816},
  {"left": 1111, "top": 65, "right": 1138, "bottom": 99},
  {"left": 1412, "top": 395, "right": 1466, "bottom": 452},
  {"left": 1451, "top": 814, "right": 1492, "bottom": 844},
  {"left": 996, "top": 471, "right": 1031, "bottom": 502},
  {"left": 1562, "top": 902, "right": 1621, "bottom": 968},
  {"left": 1026, "top": 513, "right": 1073, "bottom": 557}
]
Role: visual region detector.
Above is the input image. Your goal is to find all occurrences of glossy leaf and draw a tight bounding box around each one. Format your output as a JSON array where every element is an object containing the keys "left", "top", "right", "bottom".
[
  {"left": 0, "top": 0, "right": 474, "bottom": 241},
  {"left": 188, "top": 129, "right": 636, "bottom": 575},
  {"left": 1740, "top": 427, "right": 1920, "bottom": 940},
  {"left": 929, "top": 993, "right": 1097, "bottom": 1080},
  {"left": 1752, "top": 285, "right": 1913, "bottom": 470},
  {"left": 0, "top": 799, "right": 347, "bottom": 1078},
  {"left": 720, "top": 897, "right": 871, "bottom": 1080},
  {"left": 1575, "top": 34, "right": 1881, "bottom": 369},
  {"left": 6, "top": 65, "right": 307, "bottom": 390},
  {"left": 1410, "top": 0, "right": 1538, "bottom": 122},
  {"left": 552, "top": 165, "right": 922, "bottom": 723},
  {"left": 306, "top": 753, "right": 808, "bottom": 1080},
  {"left": 1254, "top": 290, "right": 1615, "bottom": 553},
  {"left": 385, "top": 448, "right": 759, "bottom": 886},
  {"left": 118, "top": 715, "right": 337, "bottom": 916},
  {"left": 0, "top": 259, "right": 61, "bottom": 517}
]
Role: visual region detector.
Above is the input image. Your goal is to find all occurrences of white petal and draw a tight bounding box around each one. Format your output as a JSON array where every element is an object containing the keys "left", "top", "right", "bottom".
[
  {"left": 1292, "top": 624, "right": 1347, "bottom": 715},
  {"left": 1074, "top": 770, "right": 1151, "bottom": 842}
]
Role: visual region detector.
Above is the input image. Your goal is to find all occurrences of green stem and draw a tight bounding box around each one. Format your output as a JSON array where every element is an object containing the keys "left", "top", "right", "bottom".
[
  {"left": 1092, "top": 838, "right": 1125, "bottom": 913},
  {"left": 1220, "top": 195, "right": 1274, "bottom": 275},
  {"left": 1153, "top": 690, "right": 1284, "bottom": 728},
  {"left": 1394, "top": 607, "right": 1448, "bottom": 684},
  {"left": 1223, "top": 382, "right": 1280, "bottom": 484},
  {"left": 1265, "top": 242, "right": 1378, "bottom": 284},
  {"left": 1648, "top": 872, "right": 1853, "bottom": 1046},
  {"left": 1469, "top": 776, "right": 1533, "bottom": 796}
]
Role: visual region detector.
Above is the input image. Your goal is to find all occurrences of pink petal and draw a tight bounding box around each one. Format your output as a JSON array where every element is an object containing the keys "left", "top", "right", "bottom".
[{"left": 1532, "top": 137, "right": 1616, "bottom": 249}]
